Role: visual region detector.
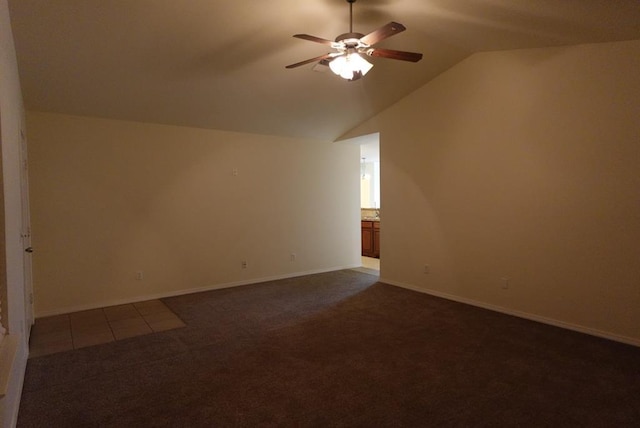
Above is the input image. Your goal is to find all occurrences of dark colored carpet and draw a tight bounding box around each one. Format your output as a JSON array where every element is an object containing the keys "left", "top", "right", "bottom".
[{"left": 18, "top": 270, "right": 640, "bottom": 427}]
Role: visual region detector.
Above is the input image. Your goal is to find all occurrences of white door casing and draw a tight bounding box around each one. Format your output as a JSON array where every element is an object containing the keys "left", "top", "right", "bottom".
[{"left": 19, "top": 128, "right": 33, "bottom": 333}]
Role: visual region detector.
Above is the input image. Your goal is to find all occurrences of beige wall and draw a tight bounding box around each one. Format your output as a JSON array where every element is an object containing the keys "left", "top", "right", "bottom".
[
  {"left": 342, "top": 40, "right": 640, "bottom": 344},
  {"left": 27, "top": 112, "right": 360, "bottom": 316}
]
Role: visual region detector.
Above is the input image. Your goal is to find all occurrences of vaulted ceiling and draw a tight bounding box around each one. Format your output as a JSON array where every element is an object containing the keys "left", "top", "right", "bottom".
[{"left": 9, "top": 0, "right": 640, "bottom": 141}]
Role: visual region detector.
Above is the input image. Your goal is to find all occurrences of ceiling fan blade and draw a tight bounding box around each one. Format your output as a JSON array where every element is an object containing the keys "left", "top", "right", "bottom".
[
  {"left": 360, "top": 22, "right": 406, "bottom": 46},
  {"left": 293, "top": 34, "right": 334, "bottom": 46},
  {"left": 368, "top": 48, "right": 423, "bottom": 62},
  {"left": 286, "top": 53, "right": 337, "bottom": 69}
]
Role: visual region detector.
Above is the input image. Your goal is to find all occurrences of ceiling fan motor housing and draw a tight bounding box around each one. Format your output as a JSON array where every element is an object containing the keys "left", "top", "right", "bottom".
[{"left": 335, "top": 33, "right": 366, "bottom": 46}]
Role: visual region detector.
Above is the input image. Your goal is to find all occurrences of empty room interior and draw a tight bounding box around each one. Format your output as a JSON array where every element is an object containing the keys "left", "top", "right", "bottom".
[{"left": 1, "top": 0, "right": 639, "bottom": 426}]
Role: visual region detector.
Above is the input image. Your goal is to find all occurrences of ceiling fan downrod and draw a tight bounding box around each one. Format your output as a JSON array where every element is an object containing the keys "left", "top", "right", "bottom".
[
  {"left": 337, "top": 0, "right": 364, "bottom": 44},
  {"left": 348, "top": 0, "right": 355, "bottom": 33}
]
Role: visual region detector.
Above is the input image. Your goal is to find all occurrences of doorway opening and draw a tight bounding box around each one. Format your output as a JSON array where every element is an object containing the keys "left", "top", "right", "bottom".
[
  {"left": 359, "top": 134, "right": 380, "bottom": 273},
  {"left": 336, "top": 131, "right": 381, "bottom": 275}
]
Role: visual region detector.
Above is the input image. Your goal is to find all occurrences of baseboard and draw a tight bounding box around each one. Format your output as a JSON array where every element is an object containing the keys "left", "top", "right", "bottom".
[
  {"left": 0, "top": 335, "right": 27, "bottom": 428},
  {"left": 35, "top": 264, "right": 361, "bottom": 318},
  {"left": 380, "top": 277, "right": 640, "bottom": 348}
]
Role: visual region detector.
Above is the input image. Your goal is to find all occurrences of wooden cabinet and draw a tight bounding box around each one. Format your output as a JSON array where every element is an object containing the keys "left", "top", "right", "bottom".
[
  {"left": 361, "top": 220, "right": 380, "bottom": 258},
  {"left": 373, "top": 221, "right": 380, "bottom": 258},
  {"left": 361, "top": 221, "right": 374, "bottom": 257}
]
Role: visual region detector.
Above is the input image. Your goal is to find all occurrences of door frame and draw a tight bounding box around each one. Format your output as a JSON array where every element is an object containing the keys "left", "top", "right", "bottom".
[{"left": 19, "top": 128, "right": 33, "bottom": 333}]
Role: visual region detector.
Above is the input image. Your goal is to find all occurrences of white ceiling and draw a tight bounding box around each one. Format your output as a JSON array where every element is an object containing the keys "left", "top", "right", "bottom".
[{"left": 9, "top": 0, "right": 640, "bottom": 141}]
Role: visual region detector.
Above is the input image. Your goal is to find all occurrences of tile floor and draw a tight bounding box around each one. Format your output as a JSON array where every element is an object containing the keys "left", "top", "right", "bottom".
[
  {"left": 352, "top": 256, "right": 380, "bottom": 276},
  {"left": 361, "top": 256, "right": 380, "bottom": 271},
  {"left": 29, "top": 299, "right": 185, "bottom": 358}
]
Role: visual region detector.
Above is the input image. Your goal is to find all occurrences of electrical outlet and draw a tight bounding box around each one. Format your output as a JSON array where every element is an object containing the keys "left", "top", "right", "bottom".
[
  {"left": 241, "top": 260, "right": 248, "bottom": 269},
  {"left": 290, "top": 253, "right": 296, "bottom": 262},
  {"left": 423, "top": 264, "right": 430, "bottom": 274},
  {"left": 135, "top": 271, "right": 144, "bottom": 280},
  {"left": 501, "top": 277, "right": 510, "bottom": 289}
]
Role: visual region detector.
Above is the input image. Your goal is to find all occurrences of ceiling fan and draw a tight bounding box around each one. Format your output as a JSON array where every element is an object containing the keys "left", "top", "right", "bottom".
[{"left": 286, "top": 0, "right": 423, "bottom": 81}]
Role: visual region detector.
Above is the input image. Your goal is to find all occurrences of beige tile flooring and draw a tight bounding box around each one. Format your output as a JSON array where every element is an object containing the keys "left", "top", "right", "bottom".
[
  {"left": 29, "top": 300, "right": 185, "bottom": 358},
  {"left": 361, "top": 256, "right": 380, "bottom": 271},
  {"left": 351, "top": 256, "right": 380, "bottom": 276}
]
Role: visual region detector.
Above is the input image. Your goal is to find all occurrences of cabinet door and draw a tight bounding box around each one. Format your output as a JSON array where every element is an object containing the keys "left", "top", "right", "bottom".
[
  {"left": 373, "top": 226, "right": 380, "bottom": 258},
  {"left": 361, "top": 222, "right": 374, "bottom": 257}
]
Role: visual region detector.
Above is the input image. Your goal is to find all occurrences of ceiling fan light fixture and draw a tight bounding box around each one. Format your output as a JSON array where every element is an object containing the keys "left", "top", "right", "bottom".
[{"left": 329, "top": 53, "right": 373, "bottom": 80}]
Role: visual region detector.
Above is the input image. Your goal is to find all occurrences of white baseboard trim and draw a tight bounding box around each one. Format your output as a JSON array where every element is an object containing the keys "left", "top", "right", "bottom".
[
  {"left": 35, "top": 265, "right": 361, "bottom": 319},
  {"left": 380, "top": 277, "right": 640, "bottom": 348},
  {"left": 0, "top": 334, "right": 27, "bottom": 428}
]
